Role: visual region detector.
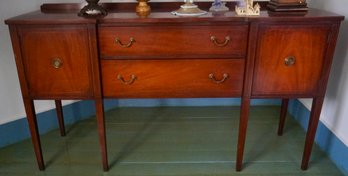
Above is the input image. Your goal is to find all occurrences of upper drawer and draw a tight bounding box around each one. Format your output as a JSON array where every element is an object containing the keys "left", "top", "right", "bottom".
[{"left": 98, "top": 25, "right": 248, "bottom": 59}]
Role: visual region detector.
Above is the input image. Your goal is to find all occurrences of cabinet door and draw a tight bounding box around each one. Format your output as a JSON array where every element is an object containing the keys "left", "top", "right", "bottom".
[
  {"left": 252, "top": 25, "right": 330, "bottom": 96},
  {"left": 19, "top": 26, "right": 93, "bottom": 98}
]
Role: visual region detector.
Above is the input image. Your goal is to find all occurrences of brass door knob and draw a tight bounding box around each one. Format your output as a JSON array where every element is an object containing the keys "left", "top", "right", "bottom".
[
  {"left": 284, "top": 56, "right": 296, "bottom": 66},
  {"left": 51, "top": 58, "right": 63, "bottom": 69}
]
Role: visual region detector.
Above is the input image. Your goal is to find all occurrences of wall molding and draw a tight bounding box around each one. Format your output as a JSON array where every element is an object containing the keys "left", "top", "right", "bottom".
[{"left": 298, "top": 98, "right": 348, "bottom": 148}]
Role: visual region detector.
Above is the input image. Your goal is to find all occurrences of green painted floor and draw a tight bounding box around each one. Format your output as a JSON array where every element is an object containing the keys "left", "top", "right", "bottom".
[{"left": 0, "top": 106, "right": 343, "bottom": 176}]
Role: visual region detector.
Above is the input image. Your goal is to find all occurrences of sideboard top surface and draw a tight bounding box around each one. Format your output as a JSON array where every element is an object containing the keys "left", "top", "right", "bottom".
[{"left": 4, "top": 2, "right": 344, "bottom": 25}]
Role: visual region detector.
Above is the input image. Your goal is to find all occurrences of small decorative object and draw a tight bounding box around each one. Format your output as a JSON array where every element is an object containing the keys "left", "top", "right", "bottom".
[
  {"left": 267, "top": 0, "right": 308, "bottom": 12},
  {"left": 210, "top": 0, "right": 229, "bottom": 12},
  {"left": 271, "top": 0, "right": 306, "bottom": 4},
  {"left": 136, "top": 0, "right": 151, "bottom": 17},
  {"left": 78, "top": 0, "right": 107, "bottom": 17},
  {"left": 171, "top": 0, "right": 207, "bottom": 17},
  {"left": 235, "top": 0, "right": 260, "bottom": 16}
]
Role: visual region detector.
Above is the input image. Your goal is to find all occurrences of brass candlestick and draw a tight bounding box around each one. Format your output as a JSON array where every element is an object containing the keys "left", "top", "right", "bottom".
[
  {"left": 136, "top": 0, "right": 151, "bottom": 17},
  {"left": 78, "top": 0, "right": 107, "bottom": 17}
]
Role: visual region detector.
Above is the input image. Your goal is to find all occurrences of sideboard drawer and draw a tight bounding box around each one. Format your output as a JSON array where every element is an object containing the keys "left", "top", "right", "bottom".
[
  {"left": 98, "top": 25, "right": 248, "bottom": 59},
  {"left": 101, "top": 59, "right": 244, "bottom": 98},
  {"left": 252, "top": 24, "right": 331, "bottom": 96},
  {"left": 18, "top": 26, "right": 93, "bottom": 98}
]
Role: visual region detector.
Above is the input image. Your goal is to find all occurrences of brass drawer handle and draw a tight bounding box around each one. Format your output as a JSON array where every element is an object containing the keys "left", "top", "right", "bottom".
[
  {"left": 285, "top": 56, "right": 296, "bottom": 66},
  {"left": 51, "top": 58, "right": 63, "bottom": 69},
  {"left": 210, "top": 36, "right": 231, "bottom": 47},
  {"left": 117, "top": 74, "right": 137, "bottom": 85},
  {"left": 115, "top": 37, "right": 135, "bottom": 48},
  {"left": 209, "top": 73, "right": 229, "bottom": 84}
]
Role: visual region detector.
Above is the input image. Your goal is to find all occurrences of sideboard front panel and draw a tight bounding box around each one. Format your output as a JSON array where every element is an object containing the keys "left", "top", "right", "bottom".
[
  {"left": 252, "top": 24, "right": 331, "bottom": 96},
  {"left": 19, "top": 26, "right": 93, "bottom": 98}
]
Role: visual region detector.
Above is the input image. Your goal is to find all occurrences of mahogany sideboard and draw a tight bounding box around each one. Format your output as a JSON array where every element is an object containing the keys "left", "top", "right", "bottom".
[{"left": 5, "top": 2, "right": 344, "bottom": 172}]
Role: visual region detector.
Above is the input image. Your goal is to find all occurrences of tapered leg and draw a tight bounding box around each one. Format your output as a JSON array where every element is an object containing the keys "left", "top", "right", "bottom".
[
  {"left": 236, "top": 97, "right": 251, "bottom": 171},
  {"left": 55, "top": 100, "right": 66, "bottom": 136},
  {"left": 301, "top": 97, "right": 324, "bottom": 170},
  {"left": 278, "top": 99, "right": 289, "bottom": 136},
  {"left": 23, "top": 99, "right": 45, "bottom": 170},
  {"left": 95, "top": 99, "right": 109, "bottom": 171}
]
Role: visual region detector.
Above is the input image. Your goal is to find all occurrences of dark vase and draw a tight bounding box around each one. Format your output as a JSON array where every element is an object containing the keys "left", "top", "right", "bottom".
[{"left": 78, "top": 0, "right": 108, "bottom": 17}]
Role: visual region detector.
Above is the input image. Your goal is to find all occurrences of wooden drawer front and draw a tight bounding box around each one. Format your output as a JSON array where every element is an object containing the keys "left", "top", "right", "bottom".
[
  {"left": 252, "top": 25, "right": 330, "bottom": 96},
  {"left": 19, "top": 26, "right": 92, "bottom": 98},
  {"left": 102, "top": 59, "right": 244, "bottom": 98},
  {"left": 98, "top": 25, "right": 248, "bottom": 59}
]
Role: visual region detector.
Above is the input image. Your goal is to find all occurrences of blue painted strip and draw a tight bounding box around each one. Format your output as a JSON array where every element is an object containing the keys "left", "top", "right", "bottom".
[
  {"left": 0, "top": 98, "right": 280, "bottom": 148},
  {"left": 104, "top": 98, "right": 281, "bottom": 107},
  {"left": 0, "top": 117, "right": 30, "bottom": 148},
  {"left": 288, "top": 99, "right": 348, "bottom": 176}
]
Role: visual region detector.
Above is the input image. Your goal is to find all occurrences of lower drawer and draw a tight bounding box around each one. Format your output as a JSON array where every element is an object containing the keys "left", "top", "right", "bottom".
[{"left": 101, "top": 59, "right": 244, "bottom": 98}]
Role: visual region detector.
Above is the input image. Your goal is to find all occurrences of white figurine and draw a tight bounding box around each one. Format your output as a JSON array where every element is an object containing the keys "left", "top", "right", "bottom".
[{"left": 235, "top": 0, "right": 260, "bottom": 16}]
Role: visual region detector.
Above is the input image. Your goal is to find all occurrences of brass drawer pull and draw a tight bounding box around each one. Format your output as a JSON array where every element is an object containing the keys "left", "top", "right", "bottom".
[
  {"left": 285, "top": 56, "right": 296, "bottom": 66},
  {"left": 210, "top": 36, "right": 231, "bottom": 47},
  {"left": 209, "top": 73, "right": 229, "bottom": 84},
  {"left": 51, "top": 58, "right": 63, "bottom": 69},
  {"left": 117, "top": 74, "right": 137, "bottom": 85},
  {"left": 115, "top": 37, "right": 135, "bottom": 48}
]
